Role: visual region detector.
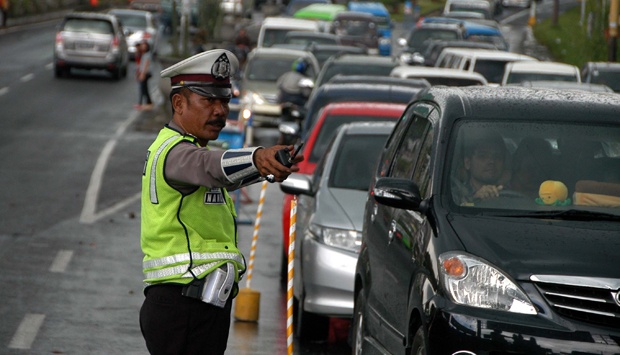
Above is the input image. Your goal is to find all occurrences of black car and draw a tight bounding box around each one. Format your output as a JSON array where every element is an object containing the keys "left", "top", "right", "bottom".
[{"left": 353, "top": 86, "right": 620, "bottom": 354}]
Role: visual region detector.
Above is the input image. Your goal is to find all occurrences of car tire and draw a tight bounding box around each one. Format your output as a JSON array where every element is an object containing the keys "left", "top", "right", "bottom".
[
  {"left": 54, "top": 65, "right": 69, "bottom": 78},
  {"left": 410, "top": 325, "right": 428, "bottom": 355},
  {"left": 294, "top": 296, "right": 329, "bottom": 343},
  {"left": 351, "top": 291, "right": 366, "bottom": 355}
]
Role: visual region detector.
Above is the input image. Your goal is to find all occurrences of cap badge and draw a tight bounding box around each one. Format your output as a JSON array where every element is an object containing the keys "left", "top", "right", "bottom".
[{"left": 212, "top": 53, "right": 231, "bottom": 80}]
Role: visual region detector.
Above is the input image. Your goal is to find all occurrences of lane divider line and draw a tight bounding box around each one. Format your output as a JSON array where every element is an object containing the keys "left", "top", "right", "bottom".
[
  {"left": 49, "top": 250, "right": 74, "bottom": 273},
  {"left": 8, "top": 313, "right": 45, "bottom": 350}
]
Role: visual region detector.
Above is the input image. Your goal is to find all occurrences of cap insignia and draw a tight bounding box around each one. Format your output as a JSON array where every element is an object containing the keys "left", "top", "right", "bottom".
[{"left": 212, "top": 53, "right": 231, "bottom": 80}]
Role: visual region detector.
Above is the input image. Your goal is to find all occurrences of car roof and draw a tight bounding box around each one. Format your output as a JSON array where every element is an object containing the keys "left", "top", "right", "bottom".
[
  {"left": 347, "top": 1, "right": 390, "bottom": 15},
  {"left": 438, "top": 48, "right": 536, "bottom": 60},
  {"left": 416, "top": 86, "right": 620, "bottom": 126},
  {"left": 390, "top": 66, "right": 488, "bottom": 82},
  {"left": 324, "top": 53, "right": 398, "bottom": 65},
  {"left": 108, "top": 8, "right": 150, "bottom": 15},
  {"left": 338, "top": 121, "right": 398, "bottom": 136},
  {"left": 249, "top": 46, "right": 316, "bottom": 58},
  {"left": 321, "top": 101, "right": 407, "bottom": 116},
  {"left": 285, "top": 31, "right": 338, "bottom": 39},
  {"left": 328, "top": 74, "right": 431, "bottom": 88},
  {"left": 64, "top": 12, "right": 118, "bottom": 21},
  {"left": 261, "top": 16, "right": 320, "bottom": 29},
  {"left": 506, "top": 61, "right": 580, "bottom": 74}
]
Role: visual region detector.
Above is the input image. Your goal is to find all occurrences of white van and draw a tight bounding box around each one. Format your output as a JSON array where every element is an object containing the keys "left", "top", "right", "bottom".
[
  {"left": 257, "top": 17, "right": 321, "bottom": 48},
  {"left": 435, "top": 48, "right": 537, "bottom": 85},
  {"left": 502, "top": 61, "right": 581, "bottom": 85}
]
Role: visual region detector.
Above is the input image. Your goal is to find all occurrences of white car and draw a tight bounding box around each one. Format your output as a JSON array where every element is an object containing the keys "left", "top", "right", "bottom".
[
  {"left": 256, "top": 17, "right": 321, "bottom": 48},
  {"left": 390, "top": 66, "right": 488, "bottom": 86},
  {"left": 435, "top": 48, "right": 537, "bottom": 85},
  {"left": 502, "top": 60, "right": 581, "bottom": 85}
]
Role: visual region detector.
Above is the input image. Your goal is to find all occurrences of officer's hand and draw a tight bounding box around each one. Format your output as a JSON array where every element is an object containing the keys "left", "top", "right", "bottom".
[
  {"left": 473, "top": 185, "right": 503, "bottom": 200},
  {"left": 254, "top": 146, "right": 304, "bottom": 183}
]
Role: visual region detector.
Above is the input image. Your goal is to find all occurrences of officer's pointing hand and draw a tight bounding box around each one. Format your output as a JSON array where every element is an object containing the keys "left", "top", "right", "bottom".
[{"left": 254, "top": 146, "right": 304, "bottom": 182}]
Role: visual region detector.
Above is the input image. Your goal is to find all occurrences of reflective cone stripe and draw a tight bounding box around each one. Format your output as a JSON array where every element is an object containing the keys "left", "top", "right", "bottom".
[
  {"left": 245, "top": 180, "right": 268, "bottom": 289},
  {"left": 286, "top": 197, "right": 297, "bottom": 355}
]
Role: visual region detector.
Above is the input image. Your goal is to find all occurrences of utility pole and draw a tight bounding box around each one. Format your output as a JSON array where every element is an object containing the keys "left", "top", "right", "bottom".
[
  {"left": 610, "top": 0, "right": 619, "bottom": 61},
  {"left": 552, "top": 0, "right": 559, "bottom": 26}
]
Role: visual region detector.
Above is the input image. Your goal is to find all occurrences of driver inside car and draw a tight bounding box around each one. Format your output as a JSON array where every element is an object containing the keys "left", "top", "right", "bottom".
[{"left": 452, "top": 132, "right": 508, "bottom": 205}]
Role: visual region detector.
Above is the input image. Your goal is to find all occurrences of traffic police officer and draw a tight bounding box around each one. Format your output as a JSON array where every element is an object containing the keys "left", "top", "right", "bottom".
[{"left": 139, "top": 49, "right": 303, "bottom": 355}]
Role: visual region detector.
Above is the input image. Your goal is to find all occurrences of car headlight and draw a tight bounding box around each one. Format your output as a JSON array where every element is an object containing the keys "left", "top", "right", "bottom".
[
  {"left": 251, "top": 92, "right": 265, "bottom": 105},
  {"left": 309, "top": 224, "right": 361, "bottom": 253},
  {"left": 439, "top": 252, "right": 537, "bottom": 315}
]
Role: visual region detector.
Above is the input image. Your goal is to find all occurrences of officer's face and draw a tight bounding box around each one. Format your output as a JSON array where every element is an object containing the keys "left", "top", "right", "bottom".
[{"left": 175, "top": 91, "right": 230, "bottom": 145}]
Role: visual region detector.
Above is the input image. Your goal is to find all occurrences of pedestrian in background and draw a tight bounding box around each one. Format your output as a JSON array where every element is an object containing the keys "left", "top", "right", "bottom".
[
  {"left": 139, "top": 49, "right": 303, "bottom": 355},
  {"left": 0, "top": 0, "right": 9, "bottom": 28},
  {"left": 135, "top": 40, "right": 153, "bottom": 110}
]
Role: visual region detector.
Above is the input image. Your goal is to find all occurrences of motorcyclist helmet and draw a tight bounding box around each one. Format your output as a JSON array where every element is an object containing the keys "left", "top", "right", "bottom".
[{"left": 293, "top": 58, "right": 309, "bottom": 74}]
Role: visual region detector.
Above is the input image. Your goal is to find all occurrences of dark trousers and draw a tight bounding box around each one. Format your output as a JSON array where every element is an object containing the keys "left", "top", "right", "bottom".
[
  {"left": 139, "top": 78, "right": 152, "bottom": 105},
  {"left": 140, "top": 284, "right": 232, "bottom": 355}
]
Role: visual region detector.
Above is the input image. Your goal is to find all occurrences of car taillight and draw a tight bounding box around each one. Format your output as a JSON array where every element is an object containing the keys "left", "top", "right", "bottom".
[
  {"left": 112, "top": 36, "right": 119, "bottom": 48},
  {"left": 142, "top": 32, "right": 152, "bottom": 40},
  {"left": 55, "top": 32, "right": 63, "bottom": 45}
]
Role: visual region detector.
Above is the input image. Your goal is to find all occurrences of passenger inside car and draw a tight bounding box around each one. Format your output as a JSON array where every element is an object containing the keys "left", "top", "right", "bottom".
[
  {"left": 452, "top": 131, "right": 508, "bottom": 205},
  {"left": 509, "top": 137, "right": 554, "bottom": 199}
]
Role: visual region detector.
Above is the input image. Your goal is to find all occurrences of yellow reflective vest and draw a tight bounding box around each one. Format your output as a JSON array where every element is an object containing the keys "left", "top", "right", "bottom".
[{"left": 141, "top": 126, "right": 245, "bottom": 286}]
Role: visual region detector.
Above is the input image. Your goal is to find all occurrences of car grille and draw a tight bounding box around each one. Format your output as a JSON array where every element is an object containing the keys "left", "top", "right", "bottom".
[{"left": 532, "top": 276, "right": 620, "bottom": 328}]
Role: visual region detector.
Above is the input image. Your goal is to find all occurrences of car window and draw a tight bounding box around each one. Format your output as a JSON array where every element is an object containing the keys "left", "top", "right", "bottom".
[
  {"left": 448, "top": 120, "right": 620, "bottom": 214},
  {"left": 389, "top": 105, "right": 432, "bottom": 179},
  {"left": 317, "top": 62, "right": 394, "bottom": 88},
  {"left": 412, "top": 110, "right": 437, "bottom": 198},
  {"left": 586, "top": 69, "right": 620, "bottom": 92},
  {"left": 473, "top": 59, "right": 508, "bottom": 84},
  {"left": 330, "top": 133, "right": 389, "bottom": 190},
  {"left": 63, "top": 19, "right": 114, "bottom": 34},
  {"left": 310, "top": 114, "right": 396, "bottom": 163},
  {"left": 113, "top": 14, "right": 147, "bottom": 28}
]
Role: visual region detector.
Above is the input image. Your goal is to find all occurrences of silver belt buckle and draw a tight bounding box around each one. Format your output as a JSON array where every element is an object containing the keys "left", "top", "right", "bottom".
[{"left": 201, "top": 262, "right": 235, "bottom": 308}]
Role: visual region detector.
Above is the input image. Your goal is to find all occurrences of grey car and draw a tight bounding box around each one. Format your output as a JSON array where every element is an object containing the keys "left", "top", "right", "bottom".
[
  {"left": 54, "top": 12, "right": 129, "bottom": 79},
  {"left": 280, "top": 121, "right": 396, "bottom": 342}
]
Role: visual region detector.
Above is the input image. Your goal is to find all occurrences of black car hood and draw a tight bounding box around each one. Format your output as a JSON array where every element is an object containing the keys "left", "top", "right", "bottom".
[{"left": 447, "top": 214, "right": 620, "bottom": 280}]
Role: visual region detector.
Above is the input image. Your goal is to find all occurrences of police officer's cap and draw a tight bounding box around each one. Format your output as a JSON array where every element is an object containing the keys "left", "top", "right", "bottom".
[{"left": 161, "top": 49, "right": 239, "bottom": 99}]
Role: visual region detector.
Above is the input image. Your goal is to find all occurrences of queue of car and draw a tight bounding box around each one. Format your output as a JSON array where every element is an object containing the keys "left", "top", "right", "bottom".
[{"left": 230, "top": 3, "right": 620, "bottom": 353}]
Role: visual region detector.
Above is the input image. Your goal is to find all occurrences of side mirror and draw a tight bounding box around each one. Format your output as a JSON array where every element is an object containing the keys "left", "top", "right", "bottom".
[
  {"left": 280, "top": 173, "right": 313, "bottom": 196},
  {"left": 373, "top": 177, "right": 425, "bottom": 212}
]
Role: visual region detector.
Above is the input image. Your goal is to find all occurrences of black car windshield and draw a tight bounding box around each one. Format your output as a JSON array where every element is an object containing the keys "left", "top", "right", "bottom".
[
  {"left": 246, "top": 57, "right": 297, "bottom": 81},
  {"left": 448, "top": 120, "right": 620, "bottom": 216}
]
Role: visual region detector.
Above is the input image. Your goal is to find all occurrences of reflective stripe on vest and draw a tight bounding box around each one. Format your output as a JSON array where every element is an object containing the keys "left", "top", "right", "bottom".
[{"left": 149, "top": 135, "right": 179, "bottom": 204}]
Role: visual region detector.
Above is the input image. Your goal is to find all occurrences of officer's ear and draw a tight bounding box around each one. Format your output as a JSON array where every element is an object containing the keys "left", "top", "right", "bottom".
[{"left": 171, "top": 91, "right": 188, "bottom": 114}]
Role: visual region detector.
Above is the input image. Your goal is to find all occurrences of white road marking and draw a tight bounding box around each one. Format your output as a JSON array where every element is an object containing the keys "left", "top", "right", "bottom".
[
  {"left": 49, "top": 250, "right": 73, "bottom": 273},
  {"left": 80, "top": 111, "right": 141, "bottom": 224},
  {"left": 20, "top": 73, "right": 34, "bottom": 82},
  {"left": 8, "top": 314, "right": 45, "bottom": 350},
  {"left": 0, "top": 87, "right": 8, "bottom": 96},
  {"left": 45, "top": 63, "right": 53, "bottom": 70}
]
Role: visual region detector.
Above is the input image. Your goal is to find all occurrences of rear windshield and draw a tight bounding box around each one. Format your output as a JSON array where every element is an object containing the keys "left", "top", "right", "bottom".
[
  {"left": 113, "top": 14, "right": 147, "bottom": 28},
  {"left": 507, "top": 73, "right": 578, "bottom": 84},
  {"left": 63, "top": 19, "right": 114, "bottom": 34},
  {"left": 310, "top": 114, "right": 395, "bottom": 163},
  {"left": 246, "top": 57, "right": 316, "bottom": 81},
  {"left": 588, "top": 70, "right": 620, "bottom": 92},
  {"left": 473, "top": 60, "right": 509, "bottom": 84}
]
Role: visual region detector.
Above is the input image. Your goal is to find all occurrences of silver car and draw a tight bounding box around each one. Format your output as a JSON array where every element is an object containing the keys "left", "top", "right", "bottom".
[
  {"left": 279, "top": 121, "right": 396, "bottom": 342},
  {"left": 54, "top": 12, "right": 129, "bottom": 79},
  {"left": 108, "top": 9, "right": 159, "bottom": 59}
]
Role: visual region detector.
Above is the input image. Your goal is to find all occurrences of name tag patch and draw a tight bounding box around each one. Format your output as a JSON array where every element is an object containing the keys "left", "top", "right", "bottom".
[{"left": 204, "top": 188, "right": 225, "bottom": 204}]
